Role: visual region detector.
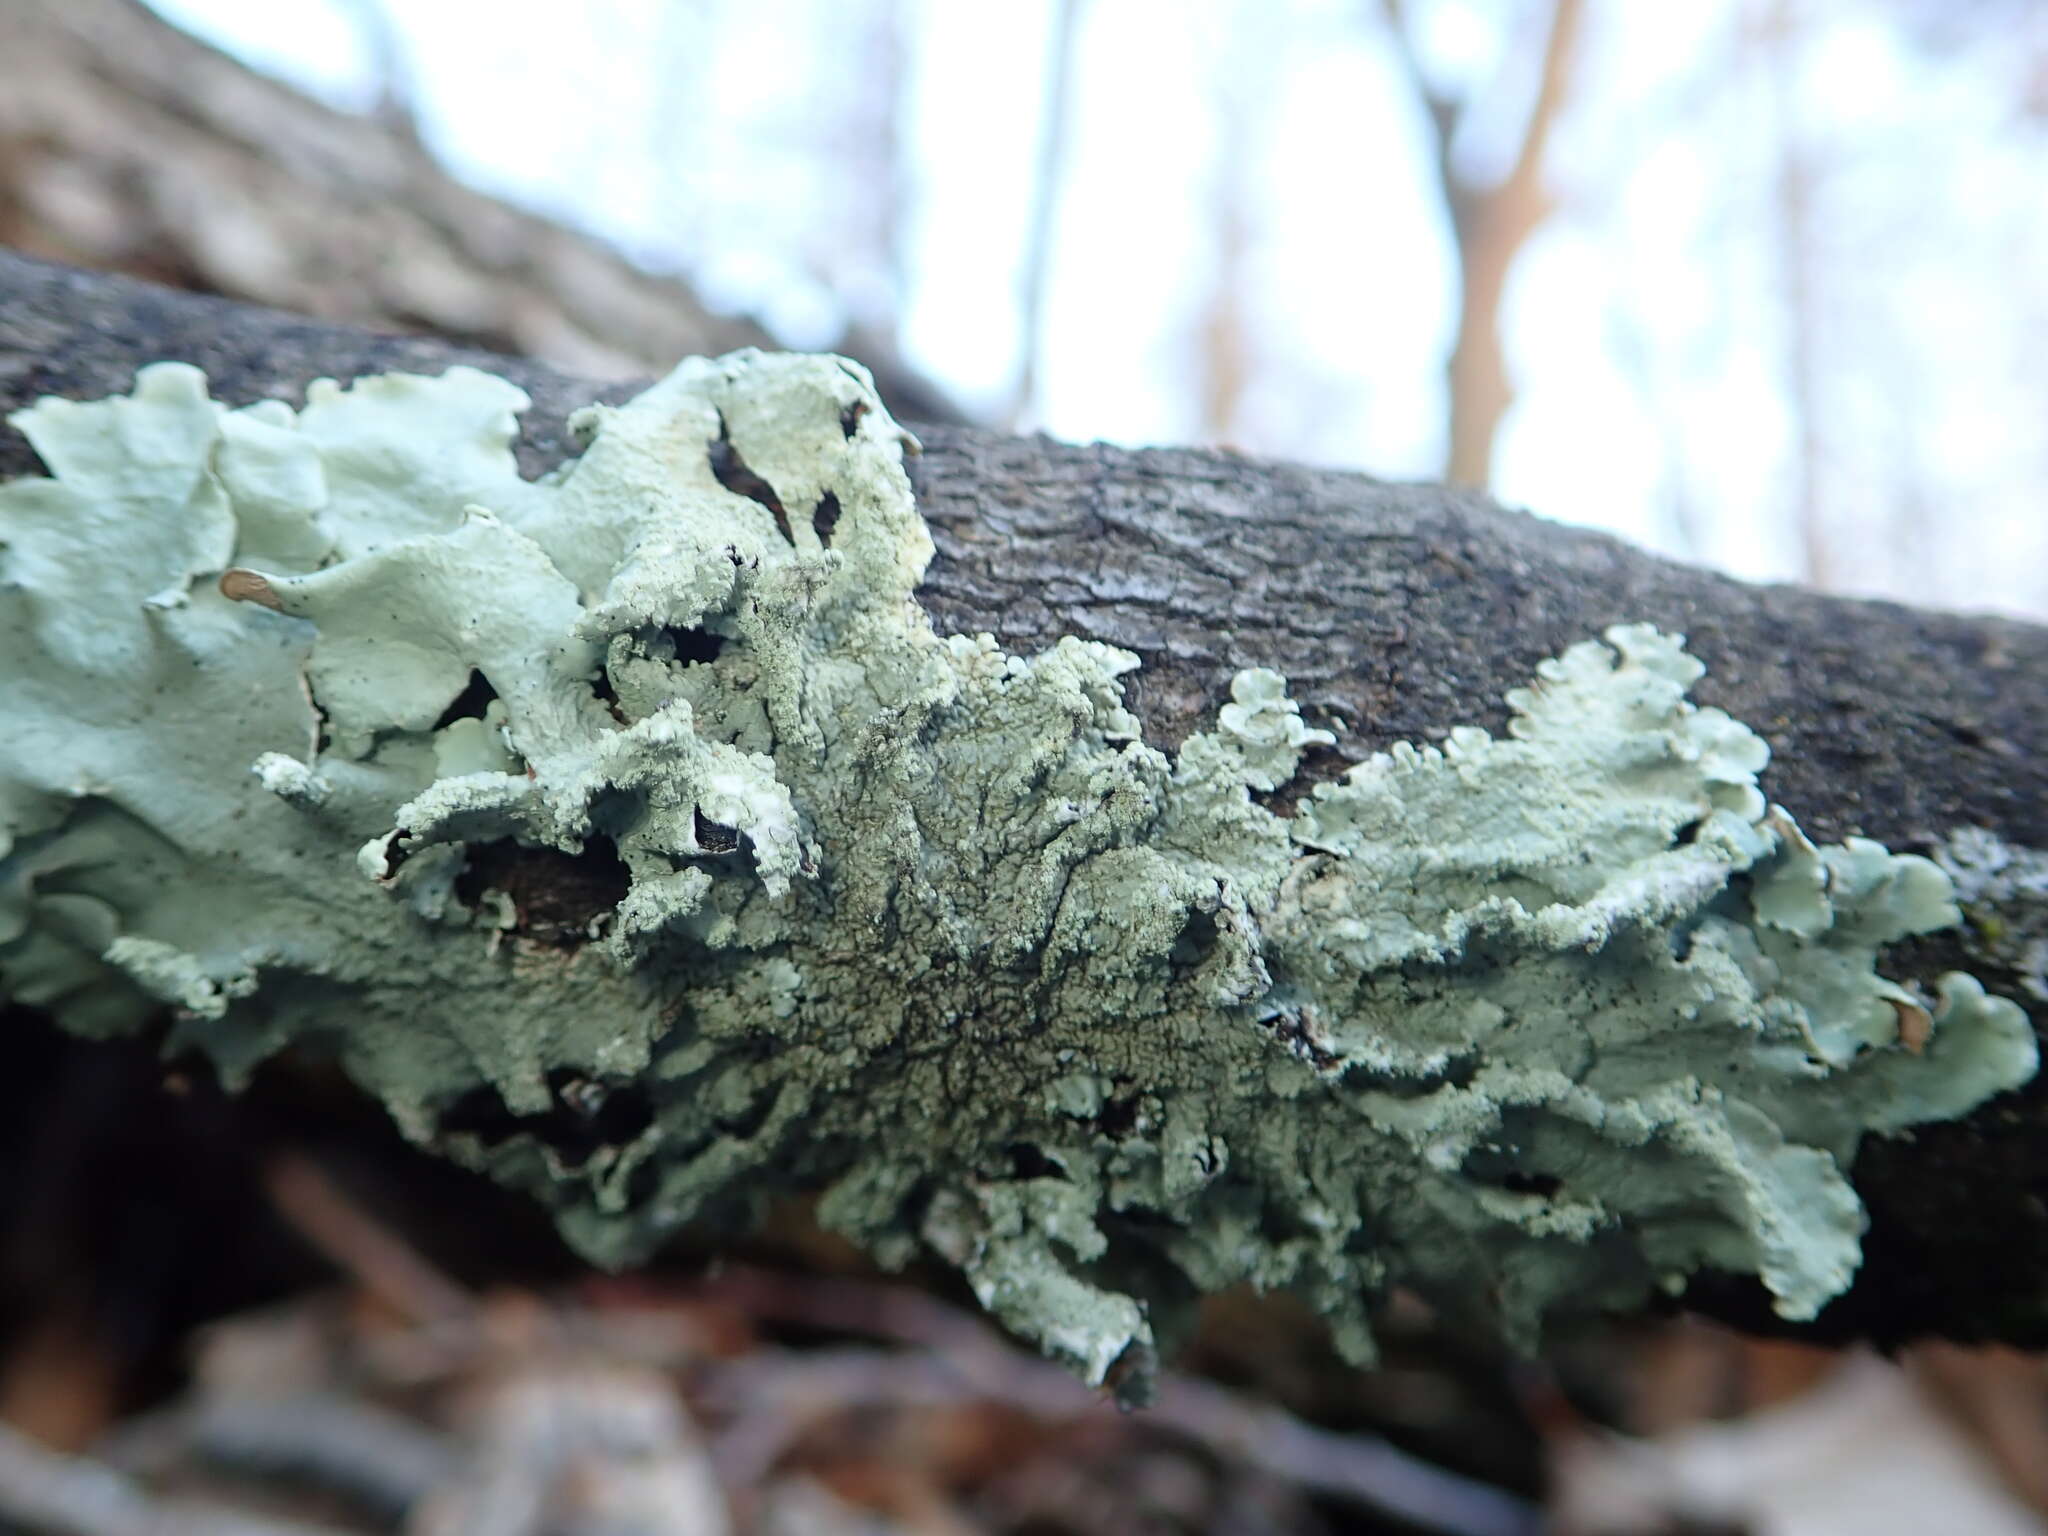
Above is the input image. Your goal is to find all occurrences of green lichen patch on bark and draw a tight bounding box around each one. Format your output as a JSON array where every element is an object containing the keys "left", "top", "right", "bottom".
[{"left": 1, "top": 353, "right": 2033, "bottom": 1398}]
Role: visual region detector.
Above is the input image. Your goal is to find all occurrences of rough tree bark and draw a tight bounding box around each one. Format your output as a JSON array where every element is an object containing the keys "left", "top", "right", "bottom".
[{"left": 3, "top": 249, "right": 2045, "bottom": 1358}]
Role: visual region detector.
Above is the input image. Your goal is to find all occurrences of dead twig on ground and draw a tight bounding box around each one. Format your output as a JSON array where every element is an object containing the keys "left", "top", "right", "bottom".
[
  {"left": 0, "top": 1419, "right": 355, "bottom": 1536},
  {"left": 684, "top": 1266, "right": 1541, "bottom": 1536}
]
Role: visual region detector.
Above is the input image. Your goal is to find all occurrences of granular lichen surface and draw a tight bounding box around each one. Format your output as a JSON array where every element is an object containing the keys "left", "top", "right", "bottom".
[{"left": 0, "top": 353, "right": 2033, "bottom": 1395}]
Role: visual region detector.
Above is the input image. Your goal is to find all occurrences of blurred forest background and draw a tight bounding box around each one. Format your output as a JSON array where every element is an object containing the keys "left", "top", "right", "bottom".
[
  {"left": 3, "top": 2, "right": 2048, "bottom": 1534},
  {"left": 12, "top": 0, "right": 2040, "bottom": 613}
]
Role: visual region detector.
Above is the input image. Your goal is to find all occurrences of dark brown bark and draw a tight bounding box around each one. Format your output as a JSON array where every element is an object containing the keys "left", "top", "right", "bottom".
[{"left": 4, "top": 249, "right": 2045, "bottom": 1354}]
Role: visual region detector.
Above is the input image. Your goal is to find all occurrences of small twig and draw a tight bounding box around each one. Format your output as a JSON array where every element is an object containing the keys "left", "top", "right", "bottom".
[
  {"left": 0, "top": 1419, "right": 353, "bottom": 1536},
  {"left": 263, "top": 1153, "right": 478, "bottom": 1328},
  {"left": 414, "top": 1362, "right": 731, "bottom": 1536},
  {"left": 1006, "top": 0, "right": 1087, "bottom": 431},
  {"left": 690, "top": 1276, "right": 1543, "bottom": 1536},
  {"left": 102, "top": 1390, "right": 458, "bottom": 1522},
  {"left": 699, "top": 1348, "right": 1079, "bottom": 1489},
  {"left": 1152, "top": 1373, "right": 1542, "bottom": 1536},
  {"left": 197, "top": 1392, "right": 458, "bottom": 1526},
  {"left": 679, "top": 1266, "right": 998, "bottom": 1358}
]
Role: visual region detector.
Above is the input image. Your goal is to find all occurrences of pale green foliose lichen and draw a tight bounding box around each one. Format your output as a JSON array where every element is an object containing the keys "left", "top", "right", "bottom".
[
  {"left": 2, "top": 353, "right": 2035, "bottom": 1397},
  {"left": 1935, "top": 828, "right": 2048, "bottom": 1003}
]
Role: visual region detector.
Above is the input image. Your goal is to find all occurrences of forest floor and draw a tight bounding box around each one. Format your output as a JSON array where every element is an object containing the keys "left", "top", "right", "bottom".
[{"left": 3, "top": 1013, "right": 2046, "bottom": 1536}]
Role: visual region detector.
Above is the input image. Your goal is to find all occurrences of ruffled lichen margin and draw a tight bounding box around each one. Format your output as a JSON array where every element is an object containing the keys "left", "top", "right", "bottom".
[{"left": 1, "top": 352, "right": 2034, "bottom": 1398}]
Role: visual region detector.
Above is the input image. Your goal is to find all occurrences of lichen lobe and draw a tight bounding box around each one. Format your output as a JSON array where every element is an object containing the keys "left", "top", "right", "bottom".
[{"left": 0, "top": 351, "right": 2034, "bottom": 1400}]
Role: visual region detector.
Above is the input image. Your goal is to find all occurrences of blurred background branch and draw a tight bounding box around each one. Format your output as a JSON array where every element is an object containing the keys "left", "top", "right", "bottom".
[
  {"left": 7, "top": 0, "right": 2039, "bottom": 609},
  {"left": 0, "top": 0, "right": 960, "bottom": 422},
  {"left": 1378, "top": 0, "right": 1584, "bottom": 487}
]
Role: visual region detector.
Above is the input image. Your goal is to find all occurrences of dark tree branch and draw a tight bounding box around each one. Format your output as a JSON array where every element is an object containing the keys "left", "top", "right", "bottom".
[{"left": 4, "top": 248, "right": 2045, "bottom": 1353}]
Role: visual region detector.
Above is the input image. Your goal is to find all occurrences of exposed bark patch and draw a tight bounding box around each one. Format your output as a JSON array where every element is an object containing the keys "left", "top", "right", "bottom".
[
  {"left": 432, "top": 668, "right": 498, "bottom": 729},
  {"left": 440, "top": 1068, "right": 653, "bottom": 1168},
  {"left": 1006, "top": 1142, "right": 1068, "bottom": 1181},
  {"left": 813, "top": 490, "right": 841, "bottom": 543},
  {"left": 709, "top": 412, "right": 792, "bottom": 544},
  {"left": 692, "top": 809, "right": 740, "bottom": 855},
  {"left": 454, "top": 839, "right": 631, "bottom": 946},
  {"left": 665, "top": 626, "right": 725, "bottom": 665}
]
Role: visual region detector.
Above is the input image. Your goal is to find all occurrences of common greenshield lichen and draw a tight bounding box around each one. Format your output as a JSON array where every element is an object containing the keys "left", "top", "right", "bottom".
[
  {"left": 1936, "top": 827, "right": 2048, "bottom": 1003},
  {"left": 1, "top": 353, "right": 2035, "bottom": 1397}
]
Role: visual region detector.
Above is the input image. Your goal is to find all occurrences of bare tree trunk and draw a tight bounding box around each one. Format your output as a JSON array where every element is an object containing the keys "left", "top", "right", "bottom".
[
  {"left": 1761, "top": 0, "right": 1831, "bottom": 587},
  {"left": 1008, "top": 0, "right": 1086, "bottom": 431},
  {"left": 1380, "top": 0, "right": 1585, "bottom": 487},
  {"left": 3, "top": 252, "right": 2046, "bottom": 1363},
  {"left": 847, "top": 0, "right": 910, "bottom": 343},
  {"left": 1194, "top": 1, "right": 1269, "bottom": 446}
]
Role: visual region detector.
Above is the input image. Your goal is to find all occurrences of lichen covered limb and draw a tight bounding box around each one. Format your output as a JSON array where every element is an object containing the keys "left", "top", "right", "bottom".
[{"left": 1, "top": 353, "right": 2034, "bottom": 1400}]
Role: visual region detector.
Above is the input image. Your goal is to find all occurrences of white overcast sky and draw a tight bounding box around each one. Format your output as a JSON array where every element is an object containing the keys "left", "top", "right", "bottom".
[{"left": 145, "top": 0, "right": 2046, "bottom": 618}]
